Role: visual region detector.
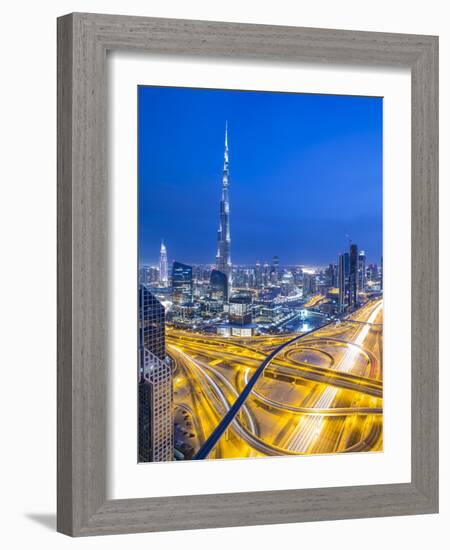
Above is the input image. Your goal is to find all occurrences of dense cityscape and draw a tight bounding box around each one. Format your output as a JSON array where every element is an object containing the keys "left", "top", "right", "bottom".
[{"left": 138, "top": 122, "right": 383, "bottom": 462}]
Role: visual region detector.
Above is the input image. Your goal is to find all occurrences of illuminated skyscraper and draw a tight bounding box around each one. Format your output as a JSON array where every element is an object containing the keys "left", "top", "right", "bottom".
[
  {"left": 338, "top": 252, "right": 350, "bottom": 312},
  {"left": 172, "top": 261, "right": 193, "bottom": 305},
  {"left": 349, "top": 243, "right": 358, "bottom": 308},
  {"left": 216, "top": 122, "right": 232, "bottom": 296},
  {"left": 358, "top": 250, "right": 366, "bottom": 292},
  {"left": 159, "top": 240, "right": 168, "bottom": 286},
  {"left": 138, "top": 285, "right": 173, "bottom": 462}
]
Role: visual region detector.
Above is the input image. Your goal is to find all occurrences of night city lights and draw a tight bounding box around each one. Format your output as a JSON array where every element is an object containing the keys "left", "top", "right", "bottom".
[{"left": 138, "top": 86, "right": 383, "bottom": 462}]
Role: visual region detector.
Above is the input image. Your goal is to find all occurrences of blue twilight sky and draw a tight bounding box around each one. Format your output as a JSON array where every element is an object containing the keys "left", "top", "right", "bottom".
[{"left": 138, "top": 86, "right": 382, "bottom": 267}]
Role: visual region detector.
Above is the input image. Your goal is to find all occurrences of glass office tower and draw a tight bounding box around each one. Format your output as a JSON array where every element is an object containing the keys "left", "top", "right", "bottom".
[{"left": 138, "top": 285, "right": 173, "bottom": 462}]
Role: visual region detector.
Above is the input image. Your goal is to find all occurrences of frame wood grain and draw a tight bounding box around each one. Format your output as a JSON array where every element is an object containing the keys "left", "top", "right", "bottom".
[{"left": 57, "top": 12, "right": 438, "bottom": 536}]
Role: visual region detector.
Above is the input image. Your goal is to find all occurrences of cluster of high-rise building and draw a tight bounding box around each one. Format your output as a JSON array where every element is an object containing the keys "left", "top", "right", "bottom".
[{"left": 336, "top": 244, "right": 380, "bottom": 313}]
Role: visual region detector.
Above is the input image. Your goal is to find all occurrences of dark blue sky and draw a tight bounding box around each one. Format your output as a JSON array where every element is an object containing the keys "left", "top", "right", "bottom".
[{"left": 139, "top": 86, "right": 382, "bottom": 266}]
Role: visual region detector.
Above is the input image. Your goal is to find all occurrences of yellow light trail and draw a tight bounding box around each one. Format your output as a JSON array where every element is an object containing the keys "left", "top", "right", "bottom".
[{"left": 284, "top": 300, "right": 383, "bottom": 453}]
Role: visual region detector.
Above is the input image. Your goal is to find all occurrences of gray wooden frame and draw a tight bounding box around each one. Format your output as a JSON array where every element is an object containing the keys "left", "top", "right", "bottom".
[{"left": 57, "top": 12, "right": 439, "bottom": 537}]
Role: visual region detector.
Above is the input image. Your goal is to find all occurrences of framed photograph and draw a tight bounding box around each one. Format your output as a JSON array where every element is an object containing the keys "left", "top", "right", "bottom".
[{"left": 57, "top": 13, "right": 438, "bottom": 536}]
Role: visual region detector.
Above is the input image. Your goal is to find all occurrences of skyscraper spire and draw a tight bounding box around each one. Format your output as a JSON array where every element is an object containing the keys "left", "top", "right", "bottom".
[
  {"left": 159, "top": 239, "right": 168, "bottom": 286},
  {"left": 216, "top": 122, "right": 232, "bottom": 297}
]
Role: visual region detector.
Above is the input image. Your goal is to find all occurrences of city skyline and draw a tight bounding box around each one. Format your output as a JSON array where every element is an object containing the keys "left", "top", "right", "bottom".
[
  {"left": 139, "top": 86, "right": 382, "bottom": 266},
  {"left": 138, "top": 86, "right": 383, "bottom": 463},
  {"left": 139, "top": 247, "right": 380, "bottom": 270}
]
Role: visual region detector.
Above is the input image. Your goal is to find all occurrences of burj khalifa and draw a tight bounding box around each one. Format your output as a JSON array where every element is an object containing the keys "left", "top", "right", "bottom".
[{"left": 215, "top": 122, "right": 232, "bottom": 296}]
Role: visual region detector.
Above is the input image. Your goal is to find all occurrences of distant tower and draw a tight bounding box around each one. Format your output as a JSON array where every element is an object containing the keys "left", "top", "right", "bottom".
[
  {"left": 159, "top": 240, "right": 168, "bottom": 286},
  {"left": 216, "top": 122, "right": 232, "bottom": 297}
]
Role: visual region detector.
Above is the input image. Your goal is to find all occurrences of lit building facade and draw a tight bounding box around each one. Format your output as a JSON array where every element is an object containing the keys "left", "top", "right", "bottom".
[
  {"left": 138, "top": 285, "right": 173, "bottom": 462},
  {"left": 227, "top": 293, "right": 257, "bottom": 337},
  {"left": 229, "top": 293, "right": 253, "bottom": 325}
]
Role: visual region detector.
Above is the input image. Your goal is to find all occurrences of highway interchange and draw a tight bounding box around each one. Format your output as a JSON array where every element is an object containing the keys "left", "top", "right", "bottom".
[{"left": 169, "top": 299, "right": 383, "bottom": 459}]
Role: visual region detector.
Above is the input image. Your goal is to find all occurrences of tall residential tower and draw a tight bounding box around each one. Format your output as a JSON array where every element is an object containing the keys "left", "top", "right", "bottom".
[{"left": 215, "top": 122, "right": 232, "bottom": 297}]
